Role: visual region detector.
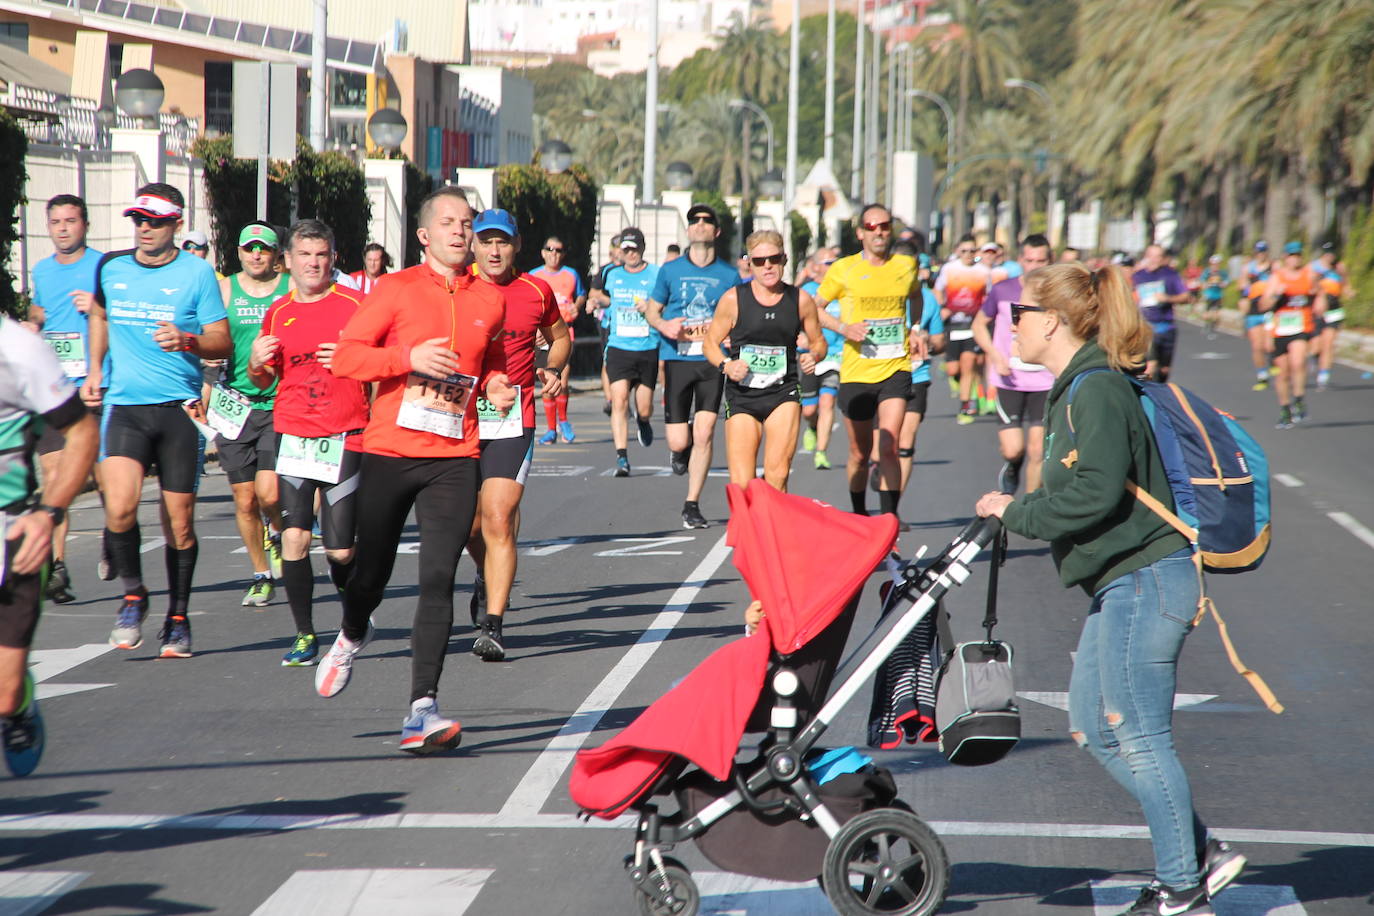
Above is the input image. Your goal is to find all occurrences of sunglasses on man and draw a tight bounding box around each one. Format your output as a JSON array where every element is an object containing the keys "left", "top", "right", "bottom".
[
  {"left": 750, "top": 254, "right": 786, "bottom": 267},
  {"left": 181, "top": 242, "right": 208, "bottom": 251},
  {"left": 1010, "top": 302, "right": 1048, "bottom": 325},
  {"left": 543, "top": 246, "right": 565, "bottom": 253},
  {"left": 240, "top": 243, "right": 274, "bottom": 254},
  {"left": 689, "top": 215, "right": 717, "bottom": 226},
  {"left": 862, "top": 220, "right": 892, "bottom": 232},
  {"left": 132, "top": 214, "right": 177, "bottom": 228}
]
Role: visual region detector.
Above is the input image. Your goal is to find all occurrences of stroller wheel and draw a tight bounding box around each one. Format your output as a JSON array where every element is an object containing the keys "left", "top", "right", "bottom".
[
  {"left": 822, "top": 808, "right": 949, "bottom": 916},
  {"left": 634, "top": 857, "right": 699, "bottom": 916}
]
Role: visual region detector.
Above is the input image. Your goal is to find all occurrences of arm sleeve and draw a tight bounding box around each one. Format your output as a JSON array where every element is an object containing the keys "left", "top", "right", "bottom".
[
  {"left": 332, "top": 288, "right": 412, "bottom": 381},
  {"left": 195, "top": 265, "right": 229, "bottom": 328},
  {"left": 816, "top": 263, "right": 843, "bottom": 303},
  {"left": 650, "top": 265, "right": 671, "bottom": 306},
  {"left": 1001, "top": 380, "right": 1134, "bottom": 541},
  {"left": 573, "top": 269, "right": 586, "bottom": 297},
  {"left": 540, "top": 287, "right": 560, "bottom": 328}
]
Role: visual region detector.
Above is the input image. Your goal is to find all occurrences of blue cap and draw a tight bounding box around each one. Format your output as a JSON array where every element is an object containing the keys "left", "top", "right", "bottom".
[
  {"left": 473, "top": 208, "right": 518, "bottom": 238},
  {"left": 1283, "top": 241, "right": 1302, "bottom": 255},
  {"left": 1254, "top": 240, "right": 1269, "bottom": 252}
]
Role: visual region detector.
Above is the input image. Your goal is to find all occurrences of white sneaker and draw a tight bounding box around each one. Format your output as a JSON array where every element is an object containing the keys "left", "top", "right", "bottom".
[
  {"left": 314, "top": 620, "right": 374, "bottom": 698},
  {"left": 399, "top": 699, "right": 463, "bottom": 754}
]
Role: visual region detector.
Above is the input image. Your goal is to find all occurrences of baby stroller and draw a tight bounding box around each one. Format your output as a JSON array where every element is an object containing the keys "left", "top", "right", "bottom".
[{"left": 569, "top": 479, "right": 1002, "bottom": 916}]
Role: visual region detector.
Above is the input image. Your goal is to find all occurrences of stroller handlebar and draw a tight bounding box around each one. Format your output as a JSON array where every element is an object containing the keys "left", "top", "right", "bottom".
[{"left": 958, "top": 515, "right": 1003, "bottom": 549}]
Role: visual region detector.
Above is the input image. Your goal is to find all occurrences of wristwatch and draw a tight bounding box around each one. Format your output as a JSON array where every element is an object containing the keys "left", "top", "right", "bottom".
[
  {"left": 544, "top": 365, "right": 563, "bottom": 376},
  {"left": 38, "top": 504, "right": 65, "bottom": 526}
]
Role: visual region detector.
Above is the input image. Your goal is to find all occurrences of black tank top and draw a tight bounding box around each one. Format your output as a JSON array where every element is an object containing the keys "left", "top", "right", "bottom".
[{"left": 728, "top": 282, "right": 801, "bottom": 392}]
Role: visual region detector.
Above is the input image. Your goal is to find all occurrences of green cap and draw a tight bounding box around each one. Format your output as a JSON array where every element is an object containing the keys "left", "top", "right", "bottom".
[{"left": 238, "top": 223, "right": 280, "bottom": 248}]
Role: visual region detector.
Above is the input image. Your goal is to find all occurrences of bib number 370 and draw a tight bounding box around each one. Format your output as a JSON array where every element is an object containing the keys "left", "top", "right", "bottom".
[{"left": 276, "top": 433, "right": 346, "bottom": 483}]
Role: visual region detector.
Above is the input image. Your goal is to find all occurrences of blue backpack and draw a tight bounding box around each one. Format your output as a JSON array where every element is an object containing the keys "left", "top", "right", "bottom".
[{"left": 1068, "top": 370, "right": 1282, "bottom": 713}]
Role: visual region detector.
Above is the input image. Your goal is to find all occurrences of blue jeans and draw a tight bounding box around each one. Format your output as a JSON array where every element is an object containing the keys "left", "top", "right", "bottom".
[{"left": 1068, "top": 549, "right": 1208, "bottom": 888}]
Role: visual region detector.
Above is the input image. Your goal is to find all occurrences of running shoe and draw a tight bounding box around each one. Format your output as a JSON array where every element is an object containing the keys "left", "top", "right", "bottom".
[
  {"left": 469, "top": 574, "right": 487, "bottom": 628},
  {"left": 538, "top": 428, "right": 557, "bottom": 445},
  {"left": 399, "top": 699, "right": 463, "bottom": 754},
  {"left": 813, "top": 451, "right": 831, "bottom": 470},
  {"left": 682, "top": 503, "right": 709, "bottom": 530},
  {"left": 670, "top": 449, "right": 689, "bottom": 476},
  {"left": 97, "top": 533, "right": 114, "bottom": 581},
  {"left": 44, "top": 559, "right": 76, "bottom": 605},
  {"left": 1316, "top": 370, "right": 1330, "bottom": 391},
  {"left": 282, "top": 632, "right": 319, "bottom": 667},
  {"left": 2, "top": 671, "right": 43, "bottom": 778},
  {"left": 109, "top": 593, "right": 150, "bottom": 649},
  {"left": 637, "top": 417, "right": 654, "bottom": 448},
  {"left": 315, "top": 620, "right": 374, "bottom": 697},
  {"left": 998, "top": 460, "right": 1021, "bottom": 495},
  {"left": 1275, "top": 407, "right": 1293, "bottom": 430},
  {"left": 1251, "top": 375, "right": 1269, "bottom": 391},
  {"left": 956, "top": 405, "right": 977, "bottom": 426},
  {"left": 264, "top": 531, "right": 284, "bottom": 580},
  {"left": 242, "top": 576, "right": 274, "bottom": 608},
  {"left": 558, "top": 420, "right": 576, "bottom": 443},
  {"left": 158, "top": 615, "right": 193, "bottom": 658},
  {"left": 1200, "top": 838, "right": 1246, "bottom": 898},
  {"left": 472, "top": 614, "right": 505, "bottom": 662},
  {"left": 802, "top": 427, "right": 817, "bottom": 452},
  {"left": 1291, "top": 398, "right": 1306, "bottom": 423},
  {"left": 614, "top": 455, "right": 631, "bottom": 477},
  {"left": 979, "top": 395, "right": 997, "bottom": 415},
  {"left": 1122, "top": 882, "right": 1213, "bottom": 915}
]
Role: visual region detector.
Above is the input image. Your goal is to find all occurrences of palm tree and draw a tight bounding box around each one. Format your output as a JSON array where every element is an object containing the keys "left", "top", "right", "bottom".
[{"left": 707, "top": 11, "right": 787, "bottom": 199}]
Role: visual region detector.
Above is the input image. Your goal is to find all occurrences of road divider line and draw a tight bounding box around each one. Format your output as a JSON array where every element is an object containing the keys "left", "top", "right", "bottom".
[
  {"left": 498, "top": 534, "right": 733, "bottom": 817},
  {"left": 1274, "top": 473, "right": 1304, "bottom": 488},
  {"left": 1328, "top": 512, "right": 1374, "bottom": 552}
]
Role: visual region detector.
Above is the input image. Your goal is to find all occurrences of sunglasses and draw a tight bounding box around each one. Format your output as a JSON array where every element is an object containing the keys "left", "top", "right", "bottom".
[
  {"left": 862, "top": 220, "right": 892, "bottom": 232},
  {"left": 689, "top": 215, "right": 717, "bottom": 226},
  {"left": 1010, "top": 302, "right": 1049, "bottom": 325},
  {"left": 750, "top": 254, "right": 786, "bottom": 267},
  {"left": 240, "top": 243, "right": 274, "bottom": 253},
  {"left": 543, "top": 246, "right": 565, "bottom": 253},
  {"left": 132, "top": 214, "right": 177, "bottom": 228},
  {"left": 181, "top": 243, "right": 208, "bottom": 251}
]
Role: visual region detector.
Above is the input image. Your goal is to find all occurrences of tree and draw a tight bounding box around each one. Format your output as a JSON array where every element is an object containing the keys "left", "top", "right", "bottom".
[{"left": 705, "top": 12, "right": 787, "bottom": 199}]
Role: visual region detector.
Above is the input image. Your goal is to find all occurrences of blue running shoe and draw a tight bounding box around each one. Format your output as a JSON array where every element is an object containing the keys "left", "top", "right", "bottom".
[
  {"left": 614, "top": 455, "right": 630, "bottom": 477},
  {"left": 399, "top": 699, "right": 462, "bottom": 754},
  {"left": 282, "top": 632, "right": 319, "bottom": 667},
  {"left": 538, "top": 428, "right": 557, "bottom": 445},
  {"left": 3, "top": 671, "right": 43, "bottom": 777},
  {"left": 109, "top": 593, "right": 149, "bottom": 649},
  {"left": 558, "top": 420, "right": 576, "bottom": 443}
]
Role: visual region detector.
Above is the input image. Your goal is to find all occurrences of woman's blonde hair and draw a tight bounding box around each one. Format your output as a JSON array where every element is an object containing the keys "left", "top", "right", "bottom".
[
  {"left": 744, "top": 229, "right": 784, "bottom": 253},
  {"left": 1023, "top": 263, "right": 1152, "bottom": 371}
]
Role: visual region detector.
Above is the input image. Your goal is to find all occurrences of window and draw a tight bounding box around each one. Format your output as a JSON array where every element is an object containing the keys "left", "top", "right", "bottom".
[
  {"left": 331, "top": 71, "right": 366, "bottom": 109},
  {"left": 0, "top": 22, "right": 29, "bottom": 54},
  {"left": 203, "top": 61, "right": 232, "bottom": 137}
]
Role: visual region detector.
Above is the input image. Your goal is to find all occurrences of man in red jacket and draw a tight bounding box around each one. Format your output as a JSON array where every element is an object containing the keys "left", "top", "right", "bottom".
[{"left": 316, "top": 186, "right": 516, "bottom": 755}]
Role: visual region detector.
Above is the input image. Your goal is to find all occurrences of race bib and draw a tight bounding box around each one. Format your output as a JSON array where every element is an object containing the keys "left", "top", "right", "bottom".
[
  {"left": 814, "top": 358, "right": 840, "bottom": 377},
  {"left": 478, "top": 385, "right": 522, "bottom": 440},
  {"left": 741, "top": 345, "right": 787, "bottom": 389},
  {"left": 43, "top": 332, "right": 87, "bottom": 379},
  {"left": 616, "top": 304, "right": 649, "bottom": 337},
  {"left": 276, "top": 433, "right": 346, "bottom": 483},
  {"left": 1010, "top": 356, "right": 1047, "bottom": 372},
  {"left": 948, "top": 328, "right": 975, "bottom": 341},
  {"left": 859, "top": 317, "right": 906, "bottom": 360},
  {"left": 1136, "top": 280, "right": 1165, "bottom": 308},
  {"left": 397, "top": 371, "right": 476, "bottom": 439},
  {"left": 206, "top": 384, "right": 252, "bottom": 439},
  {"left": 1274, "top": 310, "right": 1305, "bottom": 336},
  {"left": 676, "top": 319, "right": 711, "bottom": 357},
  {"left": 1325, "top": 307, "right": 1345, "bottom": 323}
]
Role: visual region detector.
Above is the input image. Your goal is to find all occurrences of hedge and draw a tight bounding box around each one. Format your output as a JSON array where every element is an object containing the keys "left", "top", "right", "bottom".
[
  {"left": 0, "top": 112, "right": 27, "bottom": 318},
  {"left": 494, "top": 163, "right": 598, "bottom": 282}
]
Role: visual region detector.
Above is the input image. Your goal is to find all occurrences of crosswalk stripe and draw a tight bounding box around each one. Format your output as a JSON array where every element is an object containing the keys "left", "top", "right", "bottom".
[
  {"left": 0, "top": 871, "right": 89, "bottom": 916},
  {"left": 1091, "top": 878, "right": 1306, "bottom": 915},
  {"left": 250, "top": 868, "right": 493, "bottom": 915},
  {"left": 695, "top": 872, "right": 829, "bottom": 914}
]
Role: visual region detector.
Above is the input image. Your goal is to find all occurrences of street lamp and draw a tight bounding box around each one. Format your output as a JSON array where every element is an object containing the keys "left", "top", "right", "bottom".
[
  {"left": 1003, "top": 77, "right": 1060, "bottom": 244},
  {"left": 115, "top": 68, "right": 164, "bottom": 127},
  {"left": 758, "top": 169, "right": 785, "bottom": 200},
  {"left": 728, "top": 98, "right": 775, "bottom": 172},
  {"left": 540, "top": 139, "right": 573, "bottom": 174},
  {"left": 664, "top": 161, "right": 694, "bottom": 191},
  {"left": 906, "top": 89, "right": 953, "bottom": 169},
  {"left": 366, "top": 107, "right": 408, "bottom": 151}
]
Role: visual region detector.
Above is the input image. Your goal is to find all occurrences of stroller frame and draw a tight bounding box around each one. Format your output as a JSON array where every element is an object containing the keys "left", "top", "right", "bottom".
[{"left": 624, "top": 518, "right": 1000, "bottom": 916}]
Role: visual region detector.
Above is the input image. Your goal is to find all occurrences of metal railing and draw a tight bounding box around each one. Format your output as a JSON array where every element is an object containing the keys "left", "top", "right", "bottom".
[{"left": 1, "top": 84, "right": 199, "bottom": 153}]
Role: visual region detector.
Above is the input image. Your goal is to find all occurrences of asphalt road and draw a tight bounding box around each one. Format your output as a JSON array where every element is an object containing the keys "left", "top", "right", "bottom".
[{"left": 3, "top": 318, "right": 1373, "bottom": 915}]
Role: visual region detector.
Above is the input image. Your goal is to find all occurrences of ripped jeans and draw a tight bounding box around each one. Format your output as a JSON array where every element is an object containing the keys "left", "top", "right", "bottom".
[{"left": 1068, "top": 548, "right": 1208, "bottom": 889}]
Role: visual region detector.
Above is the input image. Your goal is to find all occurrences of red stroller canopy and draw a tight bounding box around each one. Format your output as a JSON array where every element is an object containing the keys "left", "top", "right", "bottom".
[{"left": 569, "top": 480, "right": 899, "bottom": 819}]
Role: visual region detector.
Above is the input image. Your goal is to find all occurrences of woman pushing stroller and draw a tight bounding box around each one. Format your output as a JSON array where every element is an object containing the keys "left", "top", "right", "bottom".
[{"left": 975, "top": 263, "right": 1246, "bottom": 916}]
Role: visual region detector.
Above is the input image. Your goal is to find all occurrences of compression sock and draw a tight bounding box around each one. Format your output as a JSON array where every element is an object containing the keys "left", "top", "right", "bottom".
[
  {"left": 282, "top": 557, "right": 315, "bottom": 634},
  {"left": 555, "top": 393, "right": 569, "bottom": 423},
  {"left": 543, "top": 397, "right": 557, "bottom": 430},
  {"left": 329, "top": 557, "right": 353, "bottom": 592},
  {"left": 879, "top": 490, "right": 899, "bottom": 517},
  {"left": 106, "top": 526, "right": 144, "bottom": 593},
  {"left": 850, "top": 490, "right": 867, "bottom": 515},
  {"left": 164, "top": 541, "right": 199, "bottom": 615}
]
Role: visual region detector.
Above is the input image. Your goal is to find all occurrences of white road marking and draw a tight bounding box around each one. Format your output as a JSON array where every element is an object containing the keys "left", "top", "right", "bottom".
[
  {"left": 521, "top": 536, "right": 593, "bottom": 557},
  {"left": 528, "top": 465, "right": 593, "bottom": 477},
  {"left": 0, "top": 871, "right": 90, "bottom": 916},
  {"left": 28, "top": 644, "right": 115, "bottom": 701},
  {"left": 593, "top": 536, "right": 695, "bottom": 557},
  {"left": 251, "top": 868, "right": 493, "bottom": 915},
  {"left": 599, "top": 464, "right": 674, "bottom": 477},
  {"left": 1328, "top": 511, "right": 1374, "bottom": 552},
  {"left": 1091, "top": 878, "right": 1306, "bottom": 915},
  {"left": 695, "top": 871, "right": 829, "bottom": 914},
  {"left": 1274, "top": 473, "right": 1304, "bottom": 488},
  {"left": 498, "top": 534, "right": 733, "bottom": 817},
  {"left": 1018, "top": 691, "right": 1218, "bottom": 712},
  {"left": 139, "top": 536, "right": 166, "bottom": 553},
  {"left": 1191, "top": 351, "right": 1232, "bottom": 360}
]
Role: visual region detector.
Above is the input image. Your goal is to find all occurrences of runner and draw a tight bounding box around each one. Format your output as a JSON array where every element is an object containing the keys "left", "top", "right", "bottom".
[
  {"left": 815, "top": 204, "right": 921, "bottom": 520},
  {"left": 0, "top": 317, "right": 100, "bottom": 777},
  {"left": 1239, "top": 241, "right": 1274, "bottom": 390},
  {"left": 215, "top": 222, "right": 289, "bottom": 608},
  {"left": 601, "top": 228, "right": 661, "bottom": 477},
  {"left": 82, "top": 183, "right": 232, "bottom": 659},
  {"left": 466, "top": 209, "right": 570, "bottom": 662},
  {"left": 1198, "top": 254, "right": 1229, "bottom": 339},
  {"left": 704, "top": 229, "right": 824, "bottom": 492},
  {"left": 349, "top": 242, "right": 391, "bottom": 295},
  {"left": 1255, "top": 242, "right": 1326, "bottom": 429},
  {"left": 646, "top": 204, "right": 738, "bottom": 528},
  {"left": 934, "top": 234, "right": 992, "bottom": 423},
  {"left": 1059, "top": 247, "right": 1081, "bottom": 263},
  {"left": 973, "top": 233, "right": 1053, "bottom": 495},
  {"left": 315, "top": 186, "right": 515, "bottom": 755},
  {"left": 530, "top": 234, "right": 584, "bottom": 445},
  {"left": 1131, "top": 244, "right": 1191, "bottom": 383},
  {"left": 893, "top": 258, "right": 944, "bottom": 515},
  {"left": 798, "top": 248, "right": 841, "bottom": 469},
  {"left": 246, "top": 219, "right": 369, "bottom": 667},
  {"left": 587, "top": 233, "right": 624, "bottom": 416},
  {"left": 1310, "top": 243, "right": 1346, "bottom": 392},
  {"left": 28, "top": 193, "right": 106, "bottom": 603}
]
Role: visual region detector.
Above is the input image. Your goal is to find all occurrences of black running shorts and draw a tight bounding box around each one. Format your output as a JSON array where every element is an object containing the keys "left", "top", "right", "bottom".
[
  {"left": 604, "top": 347, "right": 658, "bottom": 387},
  {"left": 101, "top": 402, "right": 205, "bottom": 494},
  {"left": 724, "top": 382, "right": 801, "bottom": 423},
  {"left": 905, "top": 380, "right": 930, "bottom": 417},
  {"left": 278, "top": 440, "right": 363, "bottom": 552},
  {"left": 663, "top": 360, "right": 723, "bottom": 424},
  {"left": 479, "top": 427, "right": 535, "bottom": 486},
  {"left": 838, "top": 371, "right": 912, "bottom": 422},
  {"left": 216, "top": 409, "right": 278, "bottom": 485},
  {"left": 0, "top": 564, "right": 41, "bottom": 649},
  {"left": 994, "top": 388, "right": 1048, "bottom": 429}
]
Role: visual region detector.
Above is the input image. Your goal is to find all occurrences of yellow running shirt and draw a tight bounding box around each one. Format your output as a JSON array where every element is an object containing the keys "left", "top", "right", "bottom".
[{"left": 816, "top": 252, "right": 917, "bottom": 384}]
